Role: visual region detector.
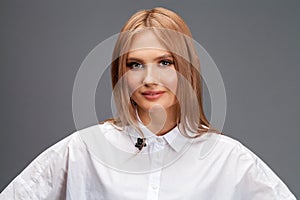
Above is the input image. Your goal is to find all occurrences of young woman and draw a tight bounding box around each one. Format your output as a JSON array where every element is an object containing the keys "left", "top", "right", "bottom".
[{"left": 0, "top": 7, "right": 296, "bottom": 200}]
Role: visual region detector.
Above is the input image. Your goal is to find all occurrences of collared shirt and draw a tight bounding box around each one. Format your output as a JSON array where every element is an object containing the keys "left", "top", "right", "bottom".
[{"left": 0, "top": 122, "right": 296, "bottom": 200}]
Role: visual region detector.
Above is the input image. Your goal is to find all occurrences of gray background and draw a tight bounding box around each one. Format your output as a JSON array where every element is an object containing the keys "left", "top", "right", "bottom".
[{"left": 0, "top": 0, "right": 299, "bottom": 197}]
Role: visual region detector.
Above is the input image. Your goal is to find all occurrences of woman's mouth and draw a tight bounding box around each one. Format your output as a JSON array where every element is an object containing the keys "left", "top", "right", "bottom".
[{"left": 142, "top": 91, "right": 165, "bottom": 100}]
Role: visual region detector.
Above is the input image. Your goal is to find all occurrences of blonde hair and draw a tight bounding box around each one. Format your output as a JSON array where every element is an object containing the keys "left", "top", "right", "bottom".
[{"left": 109, "top": 7, "right": 218, "bottom": 137}]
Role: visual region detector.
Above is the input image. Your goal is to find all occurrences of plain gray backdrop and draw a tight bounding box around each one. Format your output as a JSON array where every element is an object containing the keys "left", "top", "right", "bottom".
[{"left": 0, "top": 0, "right": 299, "bottom": 197}]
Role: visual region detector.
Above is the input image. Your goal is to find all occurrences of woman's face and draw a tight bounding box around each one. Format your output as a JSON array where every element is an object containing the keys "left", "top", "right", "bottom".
[{"left": 125, "top": 30, "right": 178, "bottom": 114}]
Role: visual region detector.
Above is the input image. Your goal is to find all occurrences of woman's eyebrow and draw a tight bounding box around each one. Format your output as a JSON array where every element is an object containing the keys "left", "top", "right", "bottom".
[
  {"left": 127, "top": 54, "right": 173, "bottom": 62},
  {"left": 154, "top": 54, "right": 173, "bottom": 61},
  {"left": 126, "top": 57, "right": 143, "bottom": 62}
]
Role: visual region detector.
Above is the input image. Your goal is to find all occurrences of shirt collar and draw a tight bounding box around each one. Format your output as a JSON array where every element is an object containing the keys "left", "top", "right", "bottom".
[
  {"left": 124, "top": 110, "right": 193, "bottom": 152},
  {"left": 126, "top": 121, "right": 192, "bottom": 153}
]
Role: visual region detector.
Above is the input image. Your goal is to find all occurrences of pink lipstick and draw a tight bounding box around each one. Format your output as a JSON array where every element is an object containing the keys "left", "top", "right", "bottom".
[{"left": 142, "top": 91, "right": 165, "bottom": 100}]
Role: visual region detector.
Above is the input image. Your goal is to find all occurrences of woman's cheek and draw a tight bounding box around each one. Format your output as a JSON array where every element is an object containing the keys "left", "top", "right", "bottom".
[
  {"left": 126, "top": 72, "right": 143, "bottom": 94},
  {"left": 162, "top": 69, "right": 178, "bottom": 94}
]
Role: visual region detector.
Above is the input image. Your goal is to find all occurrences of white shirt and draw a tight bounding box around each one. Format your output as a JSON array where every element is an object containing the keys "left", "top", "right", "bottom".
[{"left": 0, "top": 122, "right": 296, "bottom": 200}]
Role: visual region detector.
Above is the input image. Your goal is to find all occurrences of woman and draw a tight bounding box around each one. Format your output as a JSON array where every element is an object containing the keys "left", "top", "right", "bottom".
[{"left": 0, "top": 7, "right": 296, "bottom": 200}]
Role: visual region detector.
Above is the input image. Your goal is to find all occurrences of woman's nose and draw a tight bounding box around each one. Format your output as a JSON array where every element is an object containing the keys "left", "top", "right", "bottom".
[{"left": 142, "top": 63, "right": 159, "bottom": 85}]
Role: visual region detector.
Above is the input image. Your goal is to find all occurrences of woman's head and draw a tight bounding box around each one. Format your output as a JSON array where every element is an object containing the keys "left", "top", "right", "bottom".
[
  {"left": 125, "top": 30, "right": 178, "bottom": 124},
  {"left": 111, "top": 7, "right": 212, "bottom": 137}
]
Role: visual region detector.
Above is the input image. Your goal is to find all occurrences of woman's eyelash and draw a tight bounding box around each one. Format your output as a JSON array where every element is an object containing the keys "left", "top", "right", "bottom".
[
  {"left": 160, "top": 59, "right": 174, "bottom": 65},
  {"left": 126, "top": 62, "right": 143, "bottom": 68}
]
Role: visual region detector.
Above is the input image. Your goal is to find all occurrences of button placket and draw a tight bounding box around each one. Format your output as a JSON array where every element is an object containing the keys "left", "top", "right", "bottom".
[{"left": 146, "top": 140, "right": 165, "bottom": 200}]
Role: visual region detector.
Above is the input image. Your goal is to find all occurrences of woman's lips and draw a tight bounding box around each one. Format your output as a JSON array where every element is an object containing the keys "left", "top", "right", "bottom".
[{"left": 142, "top": 91, "right": 165, "bottom": 100}]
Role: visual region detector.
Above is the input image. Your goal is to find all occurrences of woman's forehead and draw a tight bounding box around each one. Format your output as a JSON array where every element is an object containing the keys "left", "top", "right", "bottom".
[{"left": 128, "top": 30, "right": 167, "bottom": 51}]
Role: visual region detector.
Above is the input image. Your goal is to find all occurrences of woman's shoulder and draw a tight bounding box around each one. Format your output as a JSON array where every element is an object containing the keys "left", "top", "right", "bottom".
[
  {"left": 36, "top": 122, "right": 115, "bottom": 157},
  {"left": 194, "top": 132, "right": 266, "bottom": 165},
  {"left": 215, "top": 134, "right": 264, "bottom": 161},
  {"left": 196, "top": 133, "right": 247, "bottom": 154}
]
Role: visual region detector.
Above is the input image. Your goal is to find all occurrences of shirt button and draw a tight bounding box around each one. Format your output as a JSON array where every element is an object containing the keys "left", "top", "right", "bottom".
[
  {"left": 156, "top": 138, "right": 164, "bottom": 144},
  {"left": 151, "top": 184, "right": 158, "bottom": 190}
]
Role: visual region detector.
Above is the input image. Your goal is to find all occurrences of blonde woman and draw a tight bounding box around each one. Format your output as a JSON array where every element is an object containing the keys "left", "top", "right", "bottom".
[{"left": 0, "top": 7, "right": 296, "bottom": 200}]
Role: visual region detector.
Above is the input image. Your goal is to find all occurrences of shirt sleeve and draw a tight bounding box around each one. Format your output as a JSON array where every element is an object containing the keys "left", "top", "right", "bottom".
[
  {"left": 0, "top": 134, "right": 74, "bottom": 200},
  {"left": 235, "top": 142, "right": 297, "bottom": 200}
]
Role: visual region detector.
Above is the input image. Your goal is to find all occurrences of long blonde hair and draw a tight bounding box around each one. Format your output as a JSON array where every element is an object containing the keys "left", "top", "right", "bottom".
[{"left": 109, "top": 7, "right": 218, "bottom": 137}]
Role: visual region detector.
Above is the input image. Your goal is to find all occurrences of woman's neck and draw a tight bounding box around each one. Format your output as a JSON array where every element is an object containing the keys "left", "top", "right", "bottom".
[{"left": 137, "top": 104, "right": 178, "bottom": 136}]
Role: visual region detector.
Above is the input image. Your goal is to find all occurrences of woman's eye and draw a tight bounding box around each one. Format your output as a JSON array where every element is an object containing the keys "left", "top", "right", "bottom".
[
  {"left": 126, "top": 62, "right": 144, "bottom": 69},
  {"left": 159, "top": 60, "right": 173, "bottom": 67}
]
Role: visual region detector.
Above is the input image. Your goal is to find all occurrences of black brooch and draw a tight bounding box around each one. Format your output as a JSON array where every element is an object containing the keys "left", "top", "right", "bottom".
[{"left": 135, "top": 138, "right": 147, "bottom": 150}]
